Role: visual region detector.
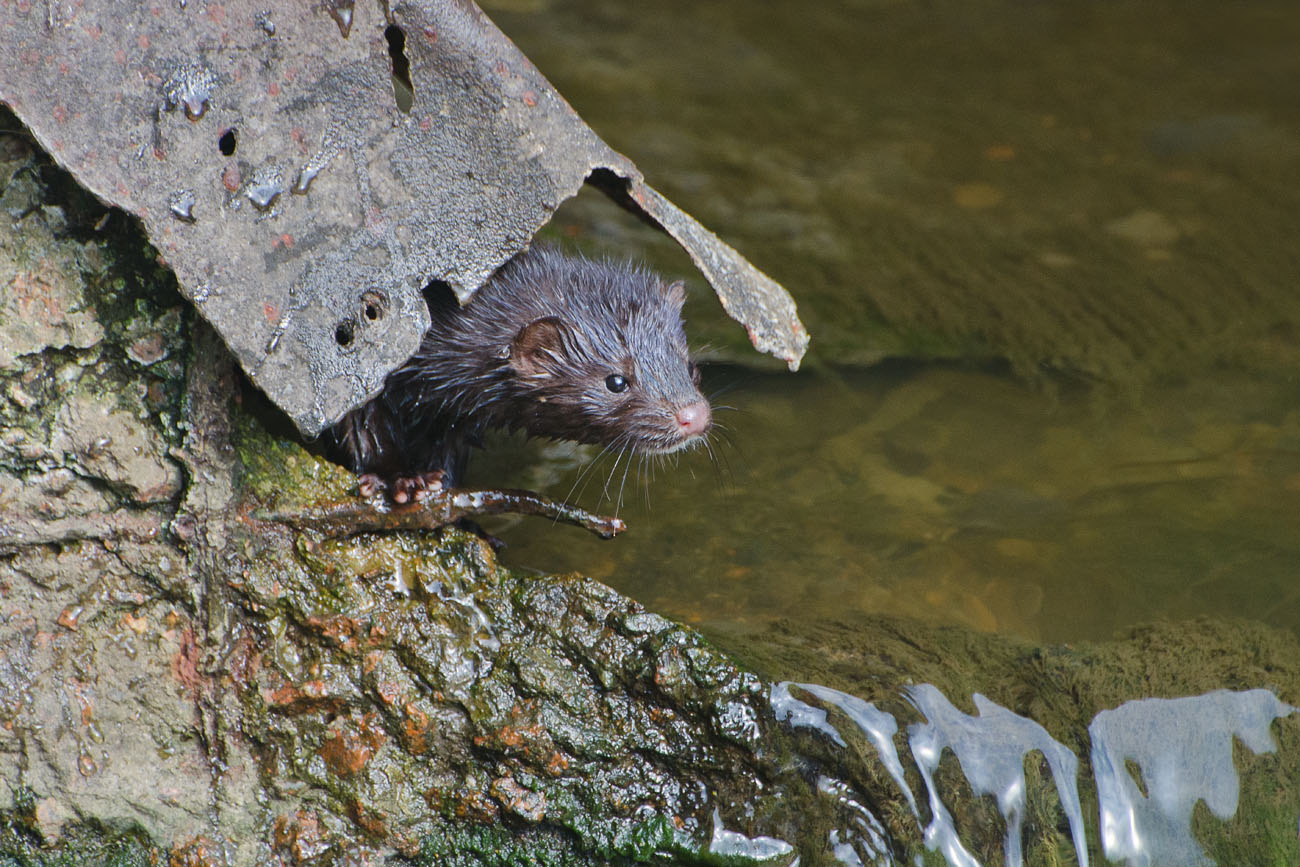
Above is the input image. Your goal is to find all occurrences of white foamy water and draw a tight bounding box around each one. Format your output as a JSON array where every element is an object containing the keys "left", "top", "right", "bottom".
[{"left": 771, "top": 682, "right": 1295, "bottom": 866}]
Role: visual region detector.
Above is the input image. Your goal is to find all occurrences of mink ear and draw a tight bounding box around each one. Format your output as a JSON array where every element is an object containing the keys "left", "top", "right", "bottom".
[
  {"left": 509, "top": 316, "right": 567, "bottom": 376},
  {"left": 665, "top": 280, "right": 686, "bottom": 309}
]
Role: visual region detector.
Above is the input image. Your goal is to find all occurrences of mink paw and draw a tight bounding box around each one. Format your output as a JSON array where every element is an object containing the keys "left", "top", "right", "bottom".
[
  {"left": 357, "top": 471, "right": 446, "bottom": 503},
  {"left": 358, "top": 473, "right": 387, "bottom": 499},
  {"left": 392, "top": 471, "right": 446, "bottom": 504}
]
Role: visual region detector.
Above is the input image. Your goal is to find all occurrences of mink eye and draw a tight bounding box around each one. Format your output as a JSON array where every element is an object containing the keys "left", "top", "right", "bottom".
[{"left": 605, "top": 373, "right": 629, "bottom": 393}]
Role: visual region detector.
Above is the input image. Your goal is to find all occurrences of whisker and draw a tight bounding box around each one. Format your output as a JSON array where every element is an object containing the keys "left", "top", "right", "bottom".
[
  {"left": 641, "top": 453, "right": 653, "bottom": 509},
  {"left": 566, "top": 439, "right": 621, "bottom": 507},
  {"left": 707, "top": 436, "right": 736, "bottom": 491},
  {"left": 709, "top": 424, "right": 745, "bottom": 468},
  {"left": 598, "top": 445, "right": 627, "bottom": 508},
  {"left": 615, "top": 448, "right": 634, "bottom": 516}
]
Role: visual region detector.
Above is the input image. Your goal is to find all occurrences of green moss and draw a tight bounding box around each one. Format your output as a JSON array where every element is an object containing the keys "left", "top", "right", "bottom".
[
  {"left": 231, "top": 408, "right": 357, "bottom": 508},
  {"left": 408, "top": 822, "right": 601, "bottom": 867},
  {"left": 0, "top": 800, "right": 162, "bottom": 867},
  {"left": 406, "top": 814, "right": 794, "bottom": 867}
]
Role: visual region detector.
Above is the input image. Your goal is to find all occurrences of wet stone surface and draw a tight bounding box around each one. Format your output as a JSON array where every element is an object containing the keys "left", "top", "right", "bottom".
[
  {"left": 0, "top": 120, "right": 228, "bottom": 857},
  {"left": 224, "top": 517, "right": 801, "bottom": 862},
  {"left": 0, "top": 132, "right": 188, "bottom": 523}
]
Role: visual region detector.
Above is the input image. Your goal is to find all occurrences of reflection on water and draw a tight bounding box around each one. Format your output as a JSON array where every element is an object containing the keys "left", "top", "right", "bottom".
[
  {"left": 486, "top": 364, "right": 1300, "bottom": 643},
  {"left": 774, "top": 683, "right": 1294, "bottom": 866},
  {"left": 487, "top": 0, "right": 1300, "bottom": 379}
]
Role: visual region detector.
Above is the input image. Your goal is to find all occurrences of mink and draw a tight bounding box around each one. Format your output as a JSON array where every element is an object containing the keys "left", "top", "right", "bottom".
[{"left": 326, "top": 244, "right": 712, "bottom": 501}]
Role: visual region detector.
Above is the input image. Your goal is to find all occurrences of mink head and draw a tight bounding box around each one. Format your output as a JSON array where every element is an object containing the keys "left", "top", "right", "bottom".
[{"left": 498, "top": 249, "right": 712, "bottom": 455}]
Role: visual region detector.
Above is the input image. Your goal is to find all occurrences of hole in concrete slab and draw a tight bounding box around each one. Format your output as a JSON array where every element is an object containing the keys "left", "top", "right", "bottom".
[
  {"left": 218, "top": 127, "right": 237, "bottom": 156},
  {"left": 361, "top": 290, "right": 387, "bottom": 322},
  {"left": 335, "top": 318, "right": 356, "bottom": 348},
  {"left": 385, "top": 24, "right": 414, "bottom": 113}
]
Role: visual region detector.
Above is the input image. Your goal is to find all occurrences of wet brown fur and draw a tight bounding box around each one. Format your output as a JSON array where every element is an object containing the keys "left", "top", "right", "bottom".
[{"left": 326, "top": 245, "right": 709, "bottom": 489}]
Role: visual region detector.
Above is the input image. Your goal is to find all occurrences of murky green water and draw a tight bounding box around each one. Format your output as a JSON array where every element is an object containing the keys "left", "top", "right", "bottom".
[
  {"left": 476, "top": 0, "right": 1300, "bottom": 644},
  {"left": 483, "top": 364, "right": 1300, "bottom": 643}
]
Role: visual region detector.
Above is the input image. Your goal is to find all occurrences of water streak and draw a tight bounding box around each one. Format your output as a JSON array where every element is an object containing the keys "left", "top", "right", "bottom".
[
  {"left": 778, "top": 682, "right": 919, "bottom": 819},
  {"left": 773, "top": 681, "right": 1291, "bottom": 865},
  {"left": 1089, "top": 689, "right": 1295, "bottom": 866},
  {"left": 709, "top": 807, "right": 796, "bottom": 861},
  {"left": 906, "top": 684, "right": 1087, "bottom": 867}
]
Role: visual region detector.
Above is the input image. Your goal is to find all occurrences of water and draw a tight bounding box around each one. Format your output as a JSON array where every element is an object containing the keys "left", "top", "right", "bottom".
[
  {"left": 467, "top": 4, "right": 1300, "bottom": 858},
  {"left": 469, "top": 0, "right": 1300, "bottom": 646},
  {"left": 1090, "top": 690, "right": 1295, "bottom": 865},
  {"left": 484, "top": 363, "right": 1300, "bottom": 643},
  {"left": 486, "top": 0, "right": 1300, "bottom": 376},
  {"left": 773, "top": 683, "right": 1295, "bottom": 866}
]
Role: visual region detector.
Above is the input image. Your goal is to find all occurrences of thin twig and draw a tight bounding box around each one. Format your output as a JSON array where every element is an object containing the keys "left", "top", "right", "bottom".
[{"left": 250, "top": 486, "right": 626, "bottom": 539}]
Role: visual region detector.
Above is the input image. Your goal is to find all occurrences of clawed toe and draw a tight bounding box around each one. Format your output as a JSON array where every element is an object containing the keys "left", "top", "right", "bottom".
[
  {"left": 358, "top": 473, "right": 387, "bottom": 498},
  {"left": 391, "top": 471, "right": 446, "bottom": 504}
]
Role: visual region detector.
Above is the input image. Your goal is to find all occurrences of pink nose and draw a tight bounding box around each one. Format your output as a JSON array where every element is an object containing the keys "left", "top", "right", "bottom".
[{"left": 675, "top": 399, "right": 712, "bottom": 437}]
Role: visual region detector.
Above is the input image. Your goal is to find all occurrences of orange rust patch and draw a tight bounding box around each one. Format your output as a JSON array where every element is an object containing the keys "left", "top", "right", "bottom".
[
  {"left": 544, "top": 751, "right": 569, "bottom": 776},
  {"left": 119, "top": 613, "right": 147, "bottom": 634},
  {"left": 319, "top": 713, "right": 387, "bottom": 777},
  {"left": 56, "top": 605, "right": 81, "bottom": 631},
  {"left": 376, "top": 678, "right": 403, "bottom": 705},
  {"left": 304, "top": 613, "right": 361, "bottom": 651},
  {"left": 171, "top": 626, "right": 202, "bottom": 694},
  {"left": 273, "top": 810, "right": 331, "bottom": 862},
  {"left": 400, "top": 704, "right": 430, "bottom": 754},
  {"left": 265, "top": 683, "right": 302, "bottom": 706},
  {"left": 348, "top": 799, "right": 388, "bottom": 838},
  {"left": 319, "top": 729, "right": 373, "bottom": 776},
  {"left": 168, "top": 836, "right": 223, "bottom": 867},
  {"left": 449, "top": 788, "right": 499, "bottom": 823}
]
